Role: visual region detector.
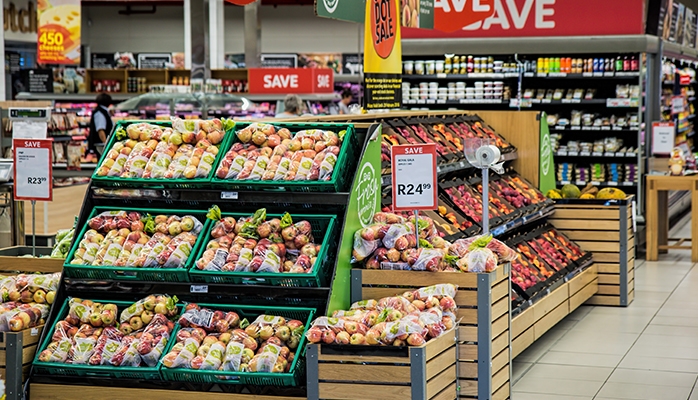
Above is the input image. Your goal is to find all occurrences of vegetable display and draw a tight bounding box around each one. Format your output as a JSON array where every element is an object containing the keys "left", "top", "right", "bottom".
[
  {"left": 38, "top": 296, "right": 178, "bottom": 366},
  {"left": 95, "top": 118, "right": 233, "bottom": 180},
  {"left": 51, "top": 228, "right": 75, "bottom": 258},
  {"left": 161, "top": 304, "right": 305, "bottom": 374},
  {"left": 194, "top": 207, "right": 322, "bottom": 274},
  {"left": 305, "top": 284, "right": 457, "bottom": 346},
  {"left": 69, "top": 210, "right": 204, "bottom": 269},
  {"left": 215, "top": 124, "right": 344, "bottom": 182}
]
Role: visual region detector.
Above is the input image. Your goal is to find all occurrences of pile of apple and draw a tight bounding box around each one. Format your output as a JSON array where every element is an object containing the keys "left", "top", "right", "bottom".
[
  {"left": 69, "top": 210, "right": 204, "bottom": 269},
  {"left": 305, "top": 284, "right": 457, "bottom": 346},
  {"left": 95, "top": 118, "right": 234, "bottom": 180},
  {"left": 447, "top": 234, "right": 517, "bottom": 273},
  {"left": 352, "top": 212, "right": 454, "bottom": 272},
  {"left": 195, "top": 207, "right": 322, "bottom": 274},
  {"left": 0, "top": 272, "right": 60, "bottom": 305},
  {"left": 38, "top": 296, "right": 178, "bottom": 366},
  {"left": 215, "top": 123, "right": 344, "bottom": 182},
  {"left": 501, "top": 175, "right": 547, "bottom": 205},
  {"left": 0, "top": 302, "right": 49, "bottom": 332},
  {"left": 544, "top": 229, "right": 585, "bottom": 261},
  {"left": 161, "top": 304, "right": 305, "bottom": 374}
]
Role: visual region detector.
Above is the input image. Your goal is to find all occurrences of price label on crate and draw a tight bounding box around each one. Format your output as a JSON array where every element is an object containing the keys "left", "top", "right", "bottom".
[
  {"left": 391, "top": 144, "right": 437, "bottom": 211},
  {"left": 13, "top": 139, "right": 52, "bottom": 201}
]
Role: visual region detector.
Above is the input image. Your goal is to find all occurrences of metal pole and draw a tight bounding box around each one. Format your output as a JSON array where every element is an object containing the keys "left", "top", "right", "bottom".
[
  {"left": 482, "top": 168, "right": 490, "bottom": 234},
  {"left": 243, "top": 1, "right": 261, "bottom": 68},
  {"left": 31, "top": 200, "right": 35, "bottom": 256}
]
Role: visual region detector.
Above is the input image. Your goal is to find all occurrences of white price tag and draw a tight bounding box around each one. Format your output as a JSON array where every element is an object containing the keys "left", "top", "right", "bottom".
[
  {"left": 672, "top": 96, "right": 685, "bottom": 114},
  {"left": 221, "top": 191, "right": 238, "bottom": 200},
  {"left": 13, "top": 139, "right": 52, "bottom": 201},
  {"left": 391, "top": 144, "right": 437, "bottom": 211},
  {"left": 190, "top": 285, "right": 209, "bottom": 293}
]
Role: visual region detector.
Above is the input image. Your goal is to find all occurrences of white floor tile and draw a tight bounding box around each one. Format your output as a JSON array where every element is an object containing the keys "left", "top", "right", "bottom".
[
  {"left": 619, "top": 355, "right": 698, "bottom": 373},
  {"left": 607, "top": 368, "right": 697, "bottom": 387},
  {"left": 596, "top": 382, "right": 692, "bottom": 400},
  {"left": 522, "top": 363, "right": 612, "bottom": 382},
  {"left": 537, "top": 351, "right": 623, "bottom": 368},
  {"left": 511, "top": 393, "right": 591, "bottom": 400},
  {"left": 513, "top": 376, "right": 603, "bottom": 396}
]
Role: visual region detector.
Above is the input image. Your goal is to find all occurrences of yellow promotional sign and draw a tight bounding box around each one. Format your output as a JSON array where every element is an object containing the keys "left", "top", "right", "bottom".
[
  {"left": 363, "top": 0, "right": 402, "bottom": 109},
  {"left": 37, "top": 0, "right": 80, "bottom": 64}
]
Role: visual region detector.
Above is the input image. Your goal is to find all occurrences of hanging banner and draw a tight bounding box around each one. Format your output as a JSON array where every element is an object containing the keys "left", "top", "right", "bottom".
[
  {"left": 37, "top": 0, "right": 81, "bottom": 65},
  {"left": 402, "top": 0, "right": 645, "bottom": 38},
  {"left": 538, "top": 113, "right": 556, "bottom": 193},
  {"left": 363, "top": 0, "right": 403, "bottom": 110},
  {"left": 400, "top": 0, "right": 434, "bottom": 29},
  {"left": 315, "top": 0, "right": 367, "bottom": 23},
  {"left": 247, "top": 68, "right": 334, "bottom": 94}
]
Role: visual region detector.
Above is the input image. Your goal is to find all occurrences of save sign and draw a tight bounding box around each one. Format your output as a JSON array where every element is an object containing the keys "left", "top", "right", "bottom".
[{"left": 13, "top": 139, "right": 52, "bottom": 201}]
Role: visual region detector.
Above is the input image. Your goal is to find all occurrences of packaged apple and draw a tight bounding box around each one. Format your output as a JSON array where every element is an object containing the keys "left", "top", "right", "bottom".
[
  {"left": 38, "top": 322, "right": 74, "bottom": 363},
  {"left": 88, "top": 326, "right": 124, "bottom": 365},
  {"left": 119, "top": 294, "right": 179, "bottom": 324},
  {"left": 0, "top": 303, "right": 49, "bottom": 332},
  {"left": 137, "top": 313, "right": 175, "bottom": 366},
  {"left": 142, "top": 141, "right": 178, "bottom": 179},
  {"left": 109, "top": 335, "right": 141, "bottom": 367},
  {"left": 163, "top": 144, "right": 195, "bottom": 179},
  {"left": 120, "top": 140, "right": 158, "bottom": 178},
  {"left": 67, "top": 324, "right": 99, "bottom": 364}
]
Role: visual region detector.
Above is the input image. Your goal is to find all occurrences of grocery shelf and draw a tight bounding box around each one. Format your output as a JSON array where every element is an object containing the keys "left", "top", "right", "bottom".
[
  {"left": 549, "top": 125, "right": 640, "bottom": 132},
  {"left": 557, "top": 180, "right": 636, "bottom": 187},
  {"left": 404, "top": 98, "right": 506, "bottom": 106},
  {"left": 554, "top": 150, "right": 638, "bottom": 159},
  {"left": 523, "top": 71, "right": 640, "bottom": 79},
  {"left": 334, "top": 74, "right": 361, "bottom": 83},
  {"left": 490, "top": 203, "right": 555, "bottom": 237},
  {"left": 16, "top": 92, "right": 138, "bottom": 101},
  {"left": 402, "top": 72, "right": 519, "bottom": 80}
]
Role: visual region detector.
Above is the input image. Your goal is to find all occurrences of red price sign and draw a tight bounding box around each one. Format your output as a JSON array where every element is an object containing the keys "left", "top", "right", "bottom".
[
  {"left": 13, "top": 139, "right": 52, "bottom": 201},
  {"left": 391, "top": 144, "right": 437, "bottom": 211}
]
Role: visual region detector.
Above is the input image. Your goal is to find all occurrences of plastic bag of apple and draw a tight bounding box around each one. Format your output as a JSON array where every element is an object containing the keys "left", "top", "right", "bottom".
[
  {"left": 352, "top": 212, "right": 516, "bottom": 273},
  {"left": 69, "top": 210, "right": 203, "bottom": 269},
  {"left": 160, "top": 304, "right": 305, "bottom": 374},
  {"left": 37, "top": 295, "right": 178, "bottom": 366},
  {"left": 306, "top": 284, "right": 457, "bottom": 347},
  {"left": 95, "top": 117, "right": 234, "bottom": 179},
  {"left": 194, "top": 207, "right": 320, "bottom": 273},
  {"left": 0, "top": 302, "right": 49, "bottom": 332},
  {"left": 0, "top": 272, "right": 59, "bottom": 305},
  {"left": 215, "top": 123, "right": 344, "bottom": 181}
]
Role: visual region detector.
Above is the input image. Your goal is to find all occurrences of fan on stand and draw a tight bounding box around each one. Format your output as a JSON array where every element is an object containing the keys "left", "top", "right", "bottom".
[{"left": 464, "top": 138, "right": 504, "bottom": 234}]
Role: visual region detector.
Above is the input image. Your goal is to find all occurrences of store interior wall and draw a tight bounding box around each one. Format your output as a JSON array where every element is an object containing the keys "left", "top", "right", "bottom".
[{"left": 82, "top": 4, "right": 359, "bottom": 55}]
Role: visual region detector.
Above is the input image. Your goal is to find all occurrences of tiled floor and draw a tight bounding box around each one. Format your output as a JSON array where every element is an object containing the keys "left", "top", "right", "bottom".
[{"left": 513, "top": 216, "right": 698, "bottom": 399}]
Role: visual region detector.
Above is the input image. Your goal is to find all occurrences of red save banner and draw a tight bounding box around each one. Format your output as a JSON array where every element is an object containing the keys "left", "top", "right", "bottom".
[
  {"left": 225, "top": 0, "right": 257, "bottom": 5},
  {"left": 247, "top": 68, "right": 334, "bottom": 94},
  {"left": 403, "top": 0, "right": 645, "bottom": 38}
]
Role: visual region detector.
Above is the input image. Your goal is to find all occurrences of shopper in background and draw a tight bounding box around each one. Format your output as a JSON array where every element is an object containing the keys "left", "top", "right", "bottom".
[
  {"left": 338, "top": 89, "right": 353, "bottom": 114},
  {"left": 88, "top": 93, "right": 114, "bottom": 160},
  {"left": 275, "top": 94, "right": 304, "bottom": 118}
]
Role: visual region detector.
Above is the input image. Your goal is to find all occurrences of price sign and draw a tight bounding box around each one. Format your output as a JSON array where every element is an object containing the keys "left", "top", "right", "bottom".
[
  {"left": 13, "top": 139, "right": 52, "bottom": 201},
  {"left": 672, "top": 96, "right": 685, "bottom": 114},
  {"left": 391, "top": 144, "right": 437, "bottom": 211},
  {"left": 651, "top": 121, "right": 676, "bottom": 155}
]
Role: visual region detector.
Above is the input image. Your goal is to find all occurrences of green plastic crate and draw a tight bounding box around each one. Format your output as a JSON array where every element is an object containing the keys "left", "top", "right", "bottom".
[
  {"left": 63, "top": 206, "right": 209, "bottom": 282},
  {"left": 32, "top": 298, "right": 166, "bottom": 380},
  {"left": 210, "top": 122, "right": 358, "bottom": 192},
  {"left": 159, "top": 303, "right": 314, "bottom": 386},
  {"left": 91, "top": 119, "right": 235, "bottom": 189},
  {"left": 188, "top": 213, "right": 337, "bottom": 287}
]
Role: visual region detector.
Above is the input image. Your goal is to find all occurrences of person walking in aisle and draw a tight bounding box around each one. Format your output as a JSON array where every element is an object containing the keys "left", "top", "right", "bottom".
[
  {"left": 88, "top": 93, "right": 114, "bottom": 160},
  {"left": 275, "top": 94, "right": 305, "bottom": 118},
  {"left": 338, "top": 89, "right": 353, "bottom": 114}
]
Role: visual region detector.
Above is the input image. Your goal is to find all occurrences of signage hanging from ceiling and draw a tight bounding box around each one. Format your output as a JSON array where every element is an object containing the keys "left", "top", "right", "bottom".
[
  {"left": 402, "top": 0, "right": 645, "bottom": 38},
  {"left": 363, "top": 0, "right": 403, "bottom": 110},
  {"left": 37, "top": 0, "right": 80, "bottom": 64}
]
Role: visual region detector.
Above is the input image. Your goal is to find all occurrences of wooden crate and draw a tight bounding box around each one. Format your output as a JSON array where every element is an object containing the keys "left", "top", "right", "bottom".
[
  {"left": 511, "top": 266, "right": 597, "bottom": 359},
  {"left": 350, "top": 263, "right": 511, "bottom": 400},
  {"left": 549, "top": 197, "right": 634, "bottom": 306},
  {"left": 0, "top": 246, "right": 64, "bottom": 274},
  {"left": 2, "top": 325, "right": 45, "bottom": 400},
  {"left": 306, "top": 328, "right": 458, "bottom": 400}
]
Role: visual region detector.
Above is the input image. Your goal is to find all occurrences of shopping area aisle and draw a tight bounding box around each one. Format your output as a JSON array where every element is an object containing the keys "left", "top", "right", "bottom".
[{"left": 512, "top": 217, "right": 698, "bottom": 400}]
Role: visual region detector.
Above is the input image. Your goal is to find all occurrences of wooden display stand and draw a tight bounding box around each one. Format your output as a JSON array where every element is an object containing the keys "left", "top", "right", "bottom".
[
  {"left": 350, "top": 264, "right": 511, "bottom": 400},
  {"left": 550, "top": 197, "right": 635, "bottom": 306},
  {"left": 512, "top": 265, "right": 598, "bottom": 357},
  {"left": 646, "top": 175, "right": 698, "bottom": 262},
  {"left": 1, "top": 326, "right": 44, "bottom": 400},
  {"left": 29, "top": 385, "right": 304, "bottom": 400},
  {"left": 0, "top": 246, "right": 63, "bottom": 273},
  {"left": 306, "top": 328, "right": 457, "bottom": 400}
]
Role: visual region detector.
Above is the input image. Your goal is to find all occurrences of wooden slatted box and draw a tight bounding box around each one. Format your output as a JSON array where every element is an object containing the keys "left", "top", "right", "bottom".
[
  {"left": 349, "top": 263, "right": 511, "bottom": 400},
  {"left": 1, "top": 325, "right": 44, "bottom": 399},
  {"left": 549, "top": 197, "right": 634, "bottom": 306},
  {"left": 306, "top": 328, "right": 458, "bottom": 400}
]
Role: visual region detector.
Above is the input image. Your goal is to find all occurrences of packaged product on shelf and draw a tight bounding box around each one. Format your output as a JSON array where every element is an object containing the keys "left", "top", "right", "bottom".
[
  {"left": 215, "top": 123, "right": 345, "bottom": 182},
  {"left": 69, "top": 210, "right": 204, "bottom": 270},
  {"left": 0, "top": 272, "right": 60, "bottom": 305},
  {"left": 160, "top": 303, "right": 306, "bottom": 374},
  {"left": 194, "top": 207, "right": 326, "bottom": 275},
  {"left": 306, "top": 284, "right": 457, "bottom": 346},
  {"left": 51, "top": 228, "right": 75, "bottom": 258},
  {"left": 37, "top": 297, "right": 178, "bottom": 369}
]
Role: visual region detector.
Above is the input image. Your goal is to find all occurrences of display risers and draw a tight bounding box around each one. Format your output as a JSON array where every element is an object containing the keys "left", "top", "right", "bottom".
[
  {"left": 350, "top": 264, "right": 511, "bottom": 400},
  {"left": 0, "top": 246, "right": 63, "bottom": 273},
  {"left": 28, "top": 383, "right": 306, "bottom": 400},
  {"left": 512, "top": 265, "right": 598, "bottom": 358},
  {"left": 2, "top": 325, "right": 44, "bottom": 400},
  {"left": 550, "top": 198, "right": 635, "bottom": 306},
  {"left": 306, "top": 328, "right": 458, "bottom": 400}
]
